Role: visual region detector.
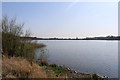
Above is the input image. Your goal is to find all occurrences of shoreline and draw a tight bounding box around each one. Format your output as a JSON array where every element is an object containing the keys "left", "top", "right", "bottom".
[
  {"left": 52, "top": 64, "right": 109, "bottom": 78},
  {"left": 36, "top": 59, "right": 102, "bottom": 78}
]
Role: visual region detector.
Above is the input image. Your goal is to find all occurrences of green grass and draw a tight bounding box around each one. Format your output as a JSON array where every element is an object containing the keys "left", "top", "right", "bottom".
[
  {"left": 45, "top": 64, "right": 67, "bottom": 76},
  {"left": 92, "top": 74, "right": 99, "bottom": 80},
  {"left": 36, "top": 62, "right": 67, "bottom": 76}
]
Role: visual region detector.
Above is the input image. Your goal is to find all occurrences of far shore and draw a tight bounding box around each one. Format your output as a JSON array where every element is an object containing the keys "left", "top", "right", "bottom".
[{"left": 20, "top": 36, "right": 120, "bottom": 40}]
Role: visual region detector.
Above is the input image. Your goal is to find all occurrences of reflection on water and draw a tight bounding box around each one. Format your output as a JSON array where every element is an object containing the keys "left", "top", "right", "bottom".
[{"left": 35, "top": 40, "right": 118, "bottom": 78}]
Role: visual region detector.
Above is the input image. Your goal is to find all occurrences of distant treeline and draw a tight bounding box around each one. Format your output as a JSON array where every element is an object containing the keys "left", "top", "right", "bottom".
[
  {"left": 83, "top": 36, "right": 120, "bottom": 40},
  {"left": 20, "top": 35, "right": 120, "bottom": 40}
]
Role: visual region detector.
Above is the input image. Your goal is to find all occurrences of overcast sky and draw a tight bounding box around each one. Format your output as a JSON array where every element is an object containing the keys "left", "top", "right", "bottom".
[{"left": 2, "top": 2, "right": 118, "bottom": 38}]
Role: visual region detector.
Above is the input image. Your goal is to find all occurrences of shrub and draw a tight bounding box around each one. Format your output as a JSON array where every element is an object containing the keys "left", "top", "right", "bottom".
[
  {"left": 49, "top": 64, "right": 57, "bottom": 67},
  {"left": 92, "top": 74, "right": 99, "bottom": 80},
  {"left": 1, "top": 16, "right": 35, "bottom": 60}
]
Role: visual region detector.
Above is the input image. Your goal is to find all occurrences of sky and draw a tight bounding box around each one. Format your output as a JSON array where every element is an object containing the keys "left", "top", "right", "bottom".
[{"left": 2, "top": 2, "right": 118, "bottom": 38}]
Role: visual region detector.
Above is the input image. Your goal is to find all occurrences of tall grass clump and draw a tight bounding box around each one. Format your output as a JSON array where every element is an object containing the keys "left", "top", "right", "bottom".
[{"left": 1, "top": 16, "right": 39, "bottom": 60}]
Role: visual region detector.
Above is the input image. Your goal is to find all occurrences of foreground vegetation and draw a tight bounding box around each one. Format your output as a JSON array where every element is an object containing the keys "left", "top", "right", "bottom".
[
  {"left": 1, "top": 16, "right": 49, "bottom": 78},
  {"left": 3, "top": 55, "right": 68, "bottom": 78}
]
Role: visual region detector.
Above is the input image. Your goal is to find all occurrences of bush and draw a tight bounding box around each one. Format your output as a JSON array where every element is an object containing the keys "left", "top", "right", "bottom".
[
  {"left": 49, "top": 64, "right": 57, "bottom": 67},
  {"left": 92, "top": 74, "right": 99, "bottom": 80},
  {"left": 1, "top": 16, "right": 35, "bottom": 60}
]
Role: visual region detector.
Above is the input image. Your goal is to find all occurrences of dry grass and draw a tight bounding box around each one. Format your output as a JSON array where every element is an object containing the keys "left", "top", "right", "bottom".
[
  {"left": 2, "top": 55, "right": 58, "bottom": 78},
  {"left": 2, "top": 55, "right": 93, "bottom": 79},
  {"left": 33, "top": 43, "right": 46, "bottom": 48}
]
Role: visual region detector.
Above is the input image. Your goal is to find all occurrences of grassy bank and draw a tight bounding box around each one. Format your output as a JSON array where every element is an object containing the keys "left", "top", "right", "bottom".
[{"left": 2, "top": 55, "right": 66, "bottom": 78}]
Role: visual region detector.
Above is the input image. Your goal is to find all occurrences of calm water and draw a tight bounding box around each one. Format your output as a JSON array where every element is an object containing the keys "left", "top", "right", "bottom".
[{"left": 35, "top": 40, "right": 118, "bottom": 78}]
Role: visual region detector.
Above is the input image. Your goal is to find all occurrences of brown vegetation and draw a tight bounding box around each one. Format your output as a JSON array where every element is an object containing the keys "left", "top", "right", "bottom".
[
  {"left": 2, "top": 55, "right": 63, "bottom": 78},
  {"left": 32, "top": 43, "right": 46, "bottom": 48}
]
